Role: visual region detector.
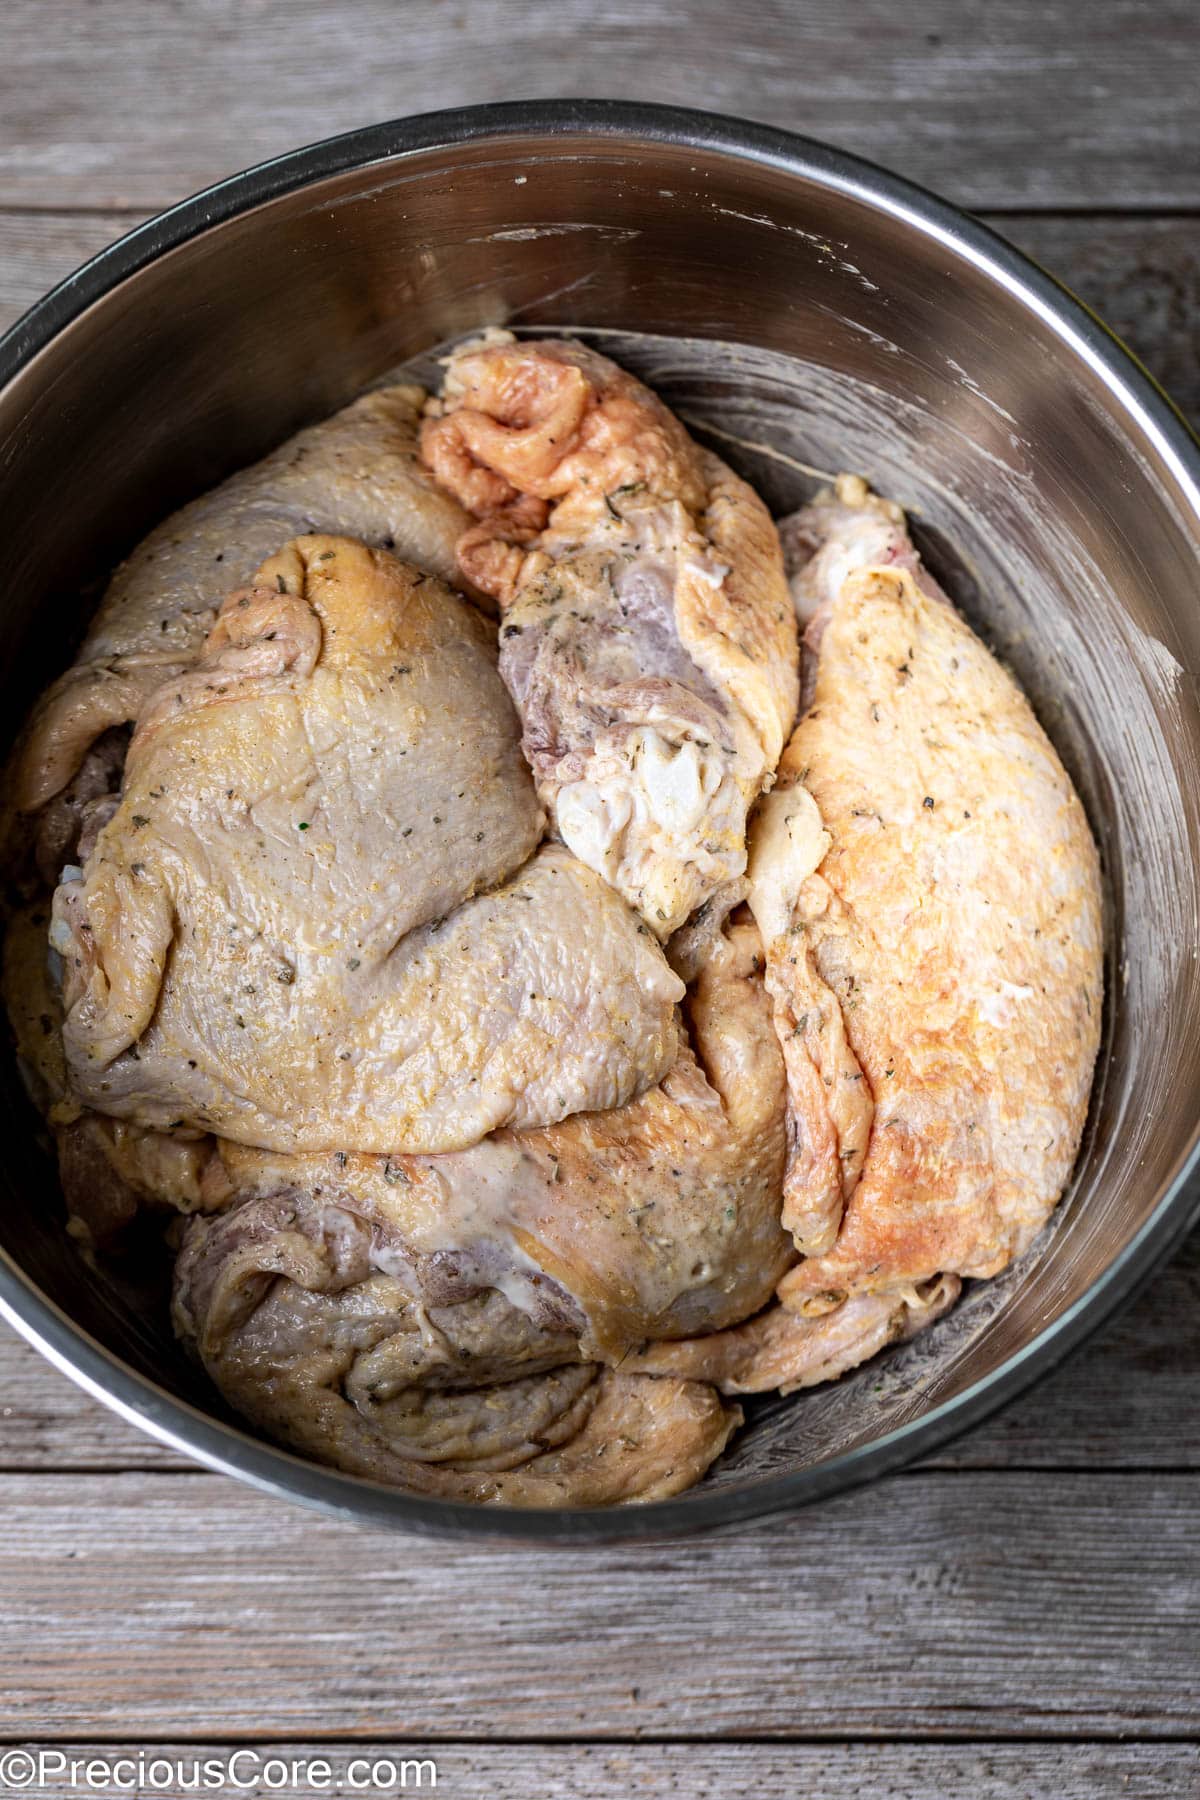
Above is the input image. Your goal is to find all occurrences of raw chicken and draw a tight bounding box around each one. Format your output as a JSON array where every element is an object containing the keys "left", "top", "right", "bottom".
[
  {"left": 179, "top": 913, "right": 789, "bottom": 1324},
  {"left": 3, "top": 901, "right": 217, "bottom": 1244},
  {"left": 52, "top": 537, "right": 682, "bottom": 1153},
  {"left": 778, "top": 472, "right": 952, "bottom": 628},
  {"left": 175, "top": 1167, "right": 737, "bottom": 1504},
  {"left": 421, "top": 334, "right": 799, "bottom": 936},
  {"left": 12, "top": 384, "right": 474, "bottom": 825},
  {"left": 631, "top": 477, "right": 1103, "bottom": 1396},
  {"left": 625, "top": 1274, "right": 961, "bottom": 1395},
  {"left": 1, "top": 335, "right": 1107, "bottom": 1508},
  {"left": 172, "top": 918, "right": 782, "bottom": 1500}
]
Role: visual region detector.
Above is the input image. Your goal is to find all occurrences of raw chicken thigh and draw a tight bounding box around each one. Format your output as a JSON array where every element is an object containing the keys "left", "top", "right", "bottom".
[
  {"left": 1, "top": 349, "right": 1105, "bottom": 1508},
  {"left": 627, "top": 477, "right": 1103, "bottom": 1395},
  {"left": 12, "top": 384, "right": 473, "bottom": 828},
  {"left": 51, "top": 537, "right": 680, "bottom": 1153},
  {"left": 171, "top": 917, "right": 788, "bottom": 1502},
  {"left": 421, "top": 334, "right": 799, "bottom": 936}
]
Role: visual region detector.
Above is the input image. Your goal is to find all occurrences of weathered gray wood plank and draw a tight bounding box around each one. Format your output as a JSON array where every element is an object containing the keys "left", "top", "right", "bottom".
[
  {"left": 2, "top": 1225, "right": 1197, "bottom": 1471},
  {"left": 2, "top": 210, "right": 1196, "bottom": 432},
  {"left": 0, "top": 1743, "right": 1194, "bottom": 1796},
  {"left": 0, "top": 1331, "right": 178, "bottom": 1470},
  {"left": 925, "top": 1223, "right": 1200, "bottom": 1468},
  {"left": 1, "top": 0, "right": 1196, "bottom": 213},
  {"left": 1, "top": 1470, "right": 1196, "bottom": 1737}
]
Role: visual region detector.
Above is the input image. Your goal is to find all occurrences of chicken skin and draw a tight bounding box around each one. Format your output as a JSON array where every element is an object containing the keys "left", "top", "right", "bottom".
[
  {"left": 629, "top": 478, "right": 1102, "bottom": 1396},
  {"left": 2, "top": 340, "right": 1107, "bottom": 1507},
  {"left": 179, "top": 1168, "right": 737, "bottom": 1509},
  {"left": 625, "top": 1274, "right": 961, "bottom": 1396},
  {"left": 51, "top": 537, "right": 681, "bottom": 1154},
  {"left": 3, "top": 901, "right": 220, "bottom": 1244},
  {"left": 421, "top": 333, "right": 799, "bottom": 936},
  {"left": 172, "top": 917, "right": 784, "bottom": 1501},
  {"left": 12, "top": 384, "right": 474, "bottom": 830}
]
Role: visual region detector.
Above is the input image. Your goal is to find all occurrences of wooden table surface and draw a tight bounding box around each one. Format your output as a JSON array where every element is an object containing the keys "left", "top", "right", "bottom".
[{"left": 1, "top": 4, "right": 1197, "bottom": 1795}]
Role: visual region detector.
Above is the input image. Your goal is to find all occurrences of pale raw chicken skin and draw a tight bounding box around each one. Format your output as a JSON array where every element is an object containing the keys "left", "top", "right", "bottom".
[
  {"left": 0, "top": 336, "right": 1109, "bottom": 1508},
  {"left": 421, "top": 334, "right": 799, "bottom": 936},
  {"left": 178, "top": 1177, "right": 739, "bottom": 1505},
  {"left": 766, "top": 477, "right": 1102, "bottom": 1295},
  {"left": 3, "top": 902, "right": 219, "bottom": 1244},
  {"left": 170, "top": 921, "right": 779, "bottom": 1502},
  {"left": 779, "top": 472, "right": 952, "bottom": 628},
  {"left": 11, "top": 384, "right": 475, "bottom": 824},
  {"left": 625, "top": 1275, "right": 961, "bottom": 1396},
  {"left": 184, "top": 912, "right": 790, "bottom": 1342},
  {"left": 52, "top": 537, "right": 681, "bottom": 1154},
  {"left": 768, "top": 553, "right": 1102, "bottom": 1306}
]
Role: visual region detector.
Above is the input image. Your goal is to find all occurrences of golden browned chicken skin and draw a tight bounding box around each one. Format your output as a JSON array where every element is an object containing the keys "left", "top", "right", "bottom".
[{"left": 421, "top": 333, "right": 799, "bottom": 936}]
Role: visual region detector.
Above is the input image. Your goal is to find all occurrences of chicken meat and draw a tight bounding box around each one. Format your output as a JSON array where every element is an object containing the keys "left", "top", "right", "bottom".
[
  {"left": 178, "top": 1162, "right": 737, "bottom": 1509},
  {"left": 628, "top": 476, "right": 1103, "bottom": 1396},
  {"left": 421, "top": 333, "right": 799, "bottom": 936},
  {"left": 1, "top": 344, "right": 1106, "bottom": 1507},
  {"left": 11, "top": 383, "right": 475, "bottom": 839},
  {"left": 4, "top": 899, "right": 218, "bottom": 1244},
  {"left": 171, "top": 915, "right": 784, "bottom": 1500},
  {"left": 51, "top": 536, "right": 682, "bottom": 1153}
]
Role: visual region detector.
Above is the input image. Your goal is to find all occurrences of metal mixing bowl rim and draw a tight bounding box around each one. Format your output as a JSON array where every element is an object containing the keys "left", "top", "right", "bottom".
[{"left": 1, "top": 99, "right": 1198, "bottom": 1543}]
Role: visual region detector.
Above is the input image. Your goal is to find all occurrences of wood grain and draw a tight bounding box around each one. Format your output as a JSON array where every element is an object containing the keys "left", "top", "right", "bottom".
[
  {"left": 2, "top": 1744, "right": 1194, "bottom": 1796},
  {"left": 1, "top": 0, "right": 1196, "bottom": 213},
  {"left": 2, "top": 1470, "right": 1197, "bottom": 1737}
]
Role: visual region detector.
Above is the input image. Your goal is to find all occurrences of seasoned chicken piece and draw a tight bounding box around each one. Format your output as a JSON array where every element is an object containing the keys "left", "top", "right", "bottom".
[
  {"left": 3, "top": 902, "right": 218, "bottom": 1244},
  {"left": 421, "top": 333, "right": 799, "bottom": 936},
  {"left": 11, "top": 384, "right": 474, "bottom": 822},
  {"left": 626, "top": 486, "right": 1101, "bottom": 1401},
  {"left": 624, "top": 1275, "right": 961, "bottom": 1395},
  {"left": 188, "top": 914, "right": 790, "bottom": 1348},
  {"left": 746, "top": 479, "right": 1102, "bottom": 1305},
  {"left": 779, "top": 472, "right": 951, "bottom": 629},
  {"left": 174, "top": 1184, "right": 736, "bottom": 1507},
  {"left": 27, "top": 728, "right": 130, "bottom": 889},
  {"left": 171, "top": 1167, "right": 747, "bottom": 1508},
  {"left": 51, "top": 537, "right": 681, "bottom": 1153},
  {"left": 169, "top": 917, "right": 781, "bottom": 1503}
]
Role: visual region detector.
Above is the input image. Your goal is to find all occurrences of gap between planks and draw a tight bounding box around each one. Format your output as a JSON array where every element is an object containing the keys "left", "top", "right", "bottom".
[{"left": 1, "top": 1469, "right": 1196, "bottom": 1737}]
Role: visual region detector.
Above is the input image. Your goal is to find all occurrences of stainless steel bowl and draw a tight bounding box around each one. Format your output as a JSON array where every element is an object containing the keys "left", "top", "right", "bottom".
[{"left": 2, "top": 102, "right": 1198, "bottom": 1541}]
